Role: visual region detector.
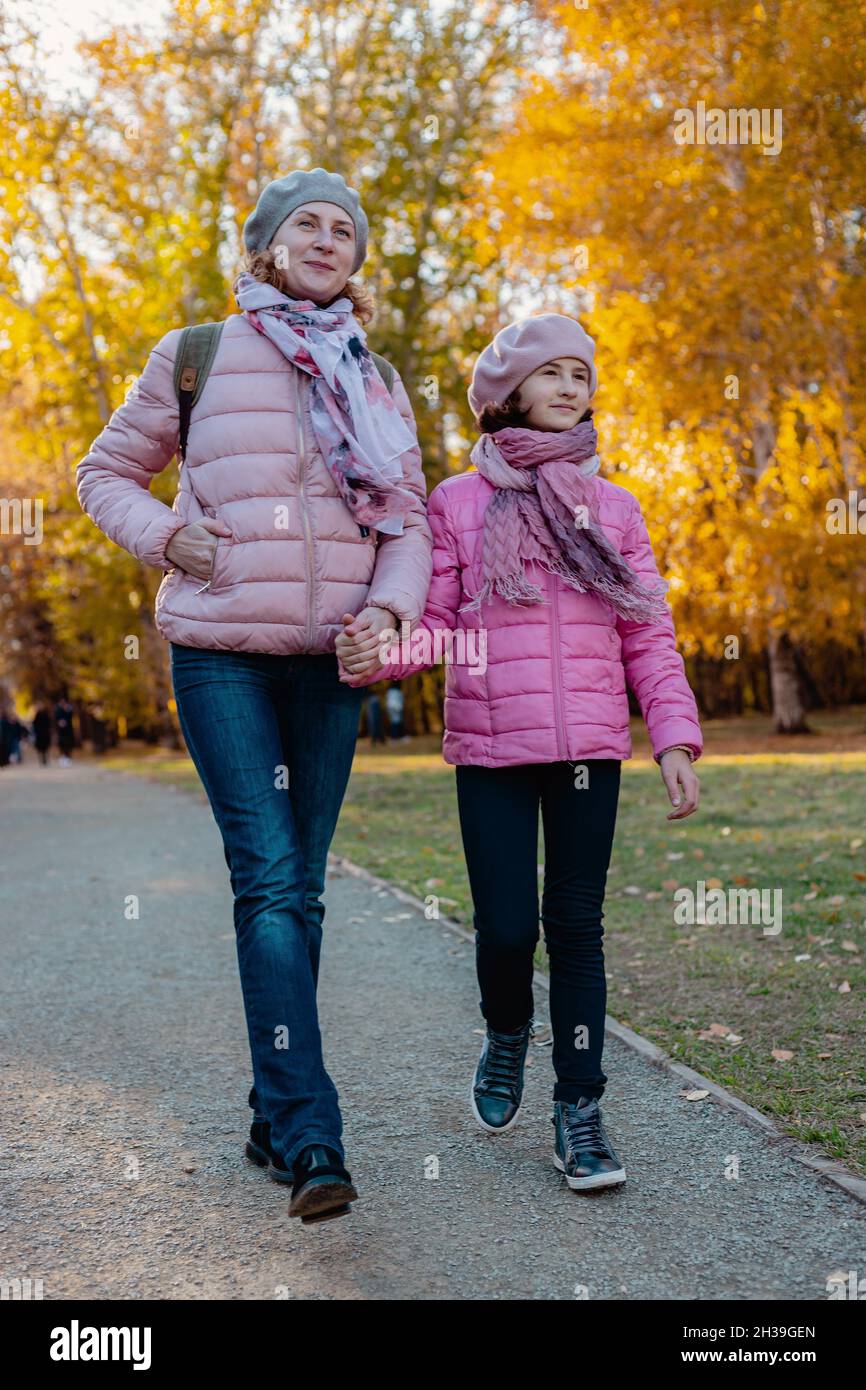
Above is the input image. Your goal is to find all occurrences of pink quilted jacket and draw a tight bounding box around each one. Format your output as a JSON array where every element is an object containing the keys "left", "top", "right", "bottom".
[
  {"left": 76, "top": 313, "right": 433, "bottom": 655},
  {"left": 339, "top": 470, "right": 704, "bottom": 768}
]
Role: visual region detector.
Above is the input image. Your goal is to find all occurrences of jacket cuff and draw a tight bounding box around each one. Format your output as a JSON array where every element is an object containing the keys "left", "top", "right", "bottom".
[
  {"left": 364, "top": 589, "right": 421, "bottom": 626},
  {"left": 141, "top": 514, "right": 189, "bottom": 572},
  {"left": 653, "top": 735, "right": 701, "bottom": 765},
  {"left": 658, "top": 744, "right": 696, "bottom": 763}
]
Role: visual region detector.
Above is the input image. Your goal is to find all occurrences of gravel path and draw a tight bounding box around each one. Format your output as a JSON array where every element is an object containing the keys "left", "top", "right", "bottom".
[{"left": 1, "top": 759, "right": 864, "bottom": 1300}]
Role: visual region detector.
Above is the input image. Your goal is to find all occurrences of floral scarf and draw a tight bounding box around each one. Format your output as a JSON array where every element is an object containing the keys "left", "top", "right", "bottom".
[{"left": 233, "top": 271, "right": 416, "bottom": 535}]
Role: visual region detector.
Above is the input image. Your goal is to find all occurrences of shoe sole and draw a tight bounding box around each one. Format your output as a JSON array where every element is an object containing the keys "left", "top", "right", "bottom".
[
  {"left": 469, "top": 1078, "right": 521, "bottom": 1134},
  {"left": 288, "top": 1175, "right": 359, "bottom": 1223},
  {"left": 247, "top": 1140, "right": 357, "bottom": 1214},
  {"left": 553, "top": 1153, "right": 627, "bottom": 1190}
]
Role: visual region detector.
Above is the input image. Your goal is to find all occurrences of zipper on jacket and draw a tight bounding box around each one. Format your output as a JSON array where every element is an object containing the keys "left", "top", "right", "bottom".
[
  {"left": 549, "top": 571, "right": 568, "bottom": 760},
  {"left": 295, "top": 370, "right": 316, "bottom": 651}
]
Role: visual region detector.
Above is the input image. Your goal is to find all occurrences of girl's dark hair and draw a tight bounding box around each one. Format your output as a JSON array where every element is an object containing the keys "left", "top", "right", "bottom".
[
  {"left": 237, "top": 247, "right": 376, "bottom": 326},
  {"left": 476, "top": 392, "right": 529, "bottom": 433},
  {"left": 476, "top": 396, "right": 593, "bottom": 433}
]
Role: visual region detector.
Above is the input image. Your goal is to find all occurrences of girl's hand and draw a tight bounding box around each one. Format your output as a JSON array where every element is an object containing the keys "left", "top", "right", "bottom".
[
  {"left": 660, "top": 748, "right": 700, "bottom": 820},
  {"left": 335, "top": 607, "right": 397, "bottom": 681}
]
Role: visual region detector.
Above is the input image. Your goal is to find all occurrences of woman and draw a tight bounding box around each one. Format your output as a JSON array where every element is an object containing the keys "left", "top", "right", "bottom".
[{"left": 77, "top": 168, "right": 433, "bottom": 1224}]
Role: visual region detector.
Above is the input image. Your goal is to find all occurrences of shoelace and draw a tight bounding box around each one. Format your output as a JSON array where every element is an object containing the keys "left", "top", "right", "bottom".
[
  {"left": 562, "top": 1104, "right": 611, "bottom": 1158},
  {"left": 480, "top": 1029, "right": 527, "bottom": 1096}
]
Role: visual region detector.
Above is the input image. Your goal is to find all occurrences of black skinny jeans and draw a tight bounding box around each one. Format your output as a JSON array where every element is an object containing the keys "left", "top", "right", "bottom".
[{"left": 455, "top": 759, "right": 621, "bottom": 1103}]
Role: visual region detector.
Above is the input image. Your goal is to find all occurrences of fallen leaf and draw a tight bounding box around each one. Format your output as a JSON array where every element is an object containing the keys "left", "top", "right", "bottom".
[
  {"left": 684, "top": 1089, "right": 710, "bottom": 1101},
  {"left": 772, "top": 1048, "right": 794, "bottom": 1061}
]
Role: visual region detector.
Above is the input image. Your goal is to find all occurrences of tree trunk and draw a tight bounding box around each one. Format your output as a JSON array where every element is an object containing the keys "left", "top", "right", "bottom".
[{"left": 767, "top": 631, "right": 811, "bottom": 733}]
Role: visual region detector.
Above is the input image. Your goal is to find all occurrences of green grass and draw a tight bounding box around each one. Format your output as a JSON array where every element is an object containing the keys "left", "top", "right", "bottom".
[{"left": 102, "top": 707, "right": 866, "bottom": 1175}]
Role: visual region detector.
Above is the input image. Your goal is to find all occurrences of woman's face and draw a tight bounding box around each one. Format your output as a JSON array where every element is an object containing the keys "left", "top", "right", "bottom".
[
  {"left": 515, "top": 357, "right": 591, "bottom": 431},
  {"left": 268, "top": 201, "right": 357, "bottom": 302}
]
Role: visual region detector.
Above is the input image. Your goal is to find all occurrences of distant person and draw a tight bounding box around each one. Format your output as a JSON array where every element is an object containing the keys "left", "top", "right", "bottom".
[
  {"left": 5, "top": 714, "right": 26, "bottom": 763},
  {"left": 32, "top": 707, "right": 52, "bottom": 766},
  {"left": 0, "top": 709, "right": 12, "bottom": 768},
  {"left": 385, "top": 681, "right": 407, "bottom": 742},
  {"left": 365, "top": 691, "right": 385, "bottom": 746},
  {"left": 54, "top": 698, "right": 75, "bottom": 766}
]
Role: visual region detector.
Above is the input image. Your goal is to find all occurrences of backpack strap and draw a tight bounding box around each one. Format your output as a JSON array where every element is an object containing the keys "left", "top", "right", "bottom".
[
  {"left": 358, "top": 352, "right": 398, "bottom": 538},
  {"left": 173, "top": 321, "right": 226, "bottom": 462},
  {"left": 369, "top": 350, "right": 395, "bottom": 395}
]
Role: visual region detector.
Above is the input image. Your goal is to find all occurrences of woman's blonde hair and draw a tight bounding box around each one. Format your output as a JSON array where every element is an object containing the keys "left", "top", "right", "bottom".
[{"left": 237, "top": 248, "right": 376, "bottom": 325}]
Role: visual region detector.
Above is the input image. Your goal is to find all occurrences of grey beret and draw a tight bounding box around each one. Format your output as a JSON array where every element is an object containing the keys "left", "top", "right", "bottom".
[{"left": 242, "top": 166, "right": 368, "bottom": 274}]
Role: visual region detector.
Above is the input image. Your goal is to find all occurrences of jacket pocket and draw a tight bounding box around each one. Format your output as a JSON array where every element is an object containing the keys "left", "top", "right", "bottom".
[{"left": 194, "top": 534, "right": 232, "bottom": 595}]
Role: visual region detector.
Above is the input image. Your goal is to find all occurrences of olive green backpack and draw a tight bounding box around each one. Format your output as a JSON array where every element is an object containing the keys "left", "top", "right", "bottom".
[{"left": 172, "top": 320, "right": 396, "bottom": 465}]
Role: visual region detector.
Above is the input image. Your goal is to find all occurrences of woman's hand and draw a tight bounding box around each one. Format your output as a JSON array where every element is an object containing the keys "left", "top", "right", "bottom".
[
  {"left": 660, "top": 748, "right": 700, "bottom": 820},
  {"left": 335, "top": 606, "right": 398, "bottom": 682},
  {"left": 164, "top": 518, "right": 232, "bottom": 580}
]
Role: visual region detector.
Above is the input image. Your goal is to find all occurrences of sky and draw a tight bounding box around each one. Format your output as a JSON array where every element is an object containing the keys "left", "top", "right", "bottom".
[{"left": 23, "top": 0, "right": 170, "bottom": 93}]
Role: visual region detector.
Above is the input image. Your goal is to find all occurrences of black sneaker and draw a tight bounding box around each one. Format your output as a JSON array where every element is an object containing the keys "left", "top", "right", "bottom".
[
  {"left": 552, "top": 1097, "right": 626, "bottom": 1191},
  {"left": 288, "top": 1145, "right": 358, "bottom": 1225},
  {"left": 470, "top": 1021, "right": 532, "bottom": 1133}
]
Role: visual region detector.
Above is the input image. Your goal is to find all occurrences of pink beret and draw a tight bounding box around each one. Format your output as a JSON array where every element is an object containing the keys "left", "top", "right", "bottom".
[{"left": 467, "top": 313, "right": 598, "bottom": 417}]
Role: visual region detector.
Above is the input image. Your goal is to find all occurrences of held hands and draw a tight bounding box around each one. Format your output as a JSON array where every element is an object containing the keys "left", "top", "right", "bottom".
[
  {"left": 335, "top": 607, "right": 398, "bottom": 684},
  {"left": 660, "top": 748, "right": 700, "bottom": 820},
  {"left": 164, "top": 518, "right": 232, "bottom": 580}
]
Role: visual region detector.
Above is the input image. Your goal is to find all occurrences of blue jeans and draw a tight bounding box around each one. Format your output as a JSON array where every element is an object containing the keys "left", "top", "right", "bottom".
[{"left": 169, "top": 643, "right": 364, "bottom": 1167}]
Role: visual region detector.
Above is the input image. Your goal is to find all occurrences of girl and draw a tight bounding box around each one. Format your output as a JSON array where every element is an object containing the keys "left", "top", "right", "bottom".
[
  {"left": 77, "top": 167, "right": 433, "bottom": 1224},
  {"left": 335, "top": 313, "right": 702, "bottom": 1193}
]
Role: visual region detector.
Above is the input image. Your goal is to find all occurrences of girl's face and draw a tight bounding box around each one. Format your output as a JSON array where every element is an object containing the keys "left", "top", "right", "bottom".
[
  {"left": 268, "top": 201, "right": 356, "bottom": 303},
  {"left": 514, "top": 357, "right": 591, "bottom": 431}
]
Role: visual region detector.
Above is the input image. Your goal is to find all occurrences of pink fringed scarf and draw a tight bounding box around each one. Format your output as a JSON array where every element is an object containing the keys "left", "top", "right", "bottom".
[{"left": 460, "top": 411, "right": 671, "bottom": 623}]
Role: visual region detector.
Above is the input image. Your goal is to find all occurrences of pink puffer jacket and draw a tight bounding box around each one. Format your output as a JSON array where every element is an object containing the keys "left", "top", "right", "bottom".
[
  {"left": 76, "top": 313, "right": 433, "bottom": 655},
  {"left": 339, "top": 470, "right": 703, "bottom": 768}
]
